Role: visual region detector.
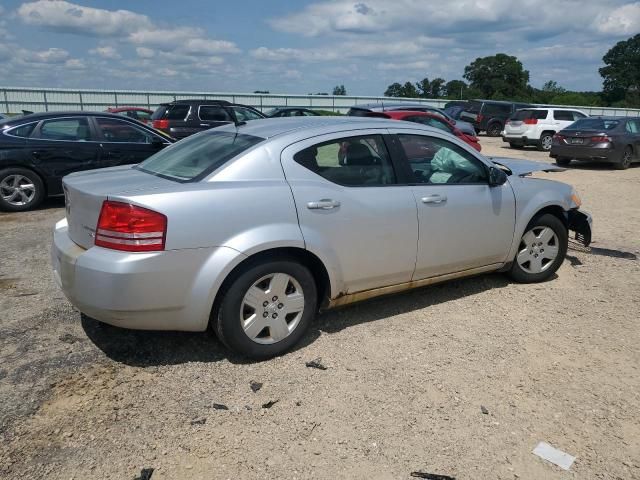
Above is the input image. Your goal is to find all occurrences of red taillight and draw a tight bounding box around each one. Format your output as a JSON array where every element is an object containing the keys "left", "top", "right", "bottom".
[
  {"left": 152, "top": 119, "right": 169, "bottom": 130},
  {"left": 590, "top": 135, "right": 612, "bottom": 143},
  {"left": 95, "top": 201, "right": 167, "bottom": 252},
  {"left": 524, "top": 118, "right": 538, "bottom": 125},
  {"left": 476, "top": 114, "right": 483, "bottom": 124}
]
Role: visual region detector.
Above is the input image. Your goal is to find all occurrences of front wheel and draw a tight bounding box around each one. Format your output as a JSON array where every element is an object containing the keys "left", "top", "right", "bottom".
[
  {"left": 214, "top": 259, "right": 317, "bottom": 359},
  {"left": 0, "top": 168, "right": 45, "bottom": 212},
  {"left": 508, "top": 214, "right": 568, "bottom": 283}
]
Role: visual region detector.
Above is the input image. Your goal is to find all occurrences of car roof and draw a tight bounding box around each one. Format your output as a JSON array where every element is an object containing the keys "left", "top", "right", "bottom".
[
  {"left": 213, "top": 116, "right": 440, "bottom": 139},
  {"left": 349, "top": 102, "right": 436, "bottom": 110},
  {"left": 108, "top": 107, "right": 153, "bottom": 112},
  {"left": 384, "top": 110, "right": 445, "bottom": 118},
  {"left": 0, "top": 111, "right": 154, "bottom": 126},
  {"left": 161, "top": 99, "right": 232, "bottom": 105}
]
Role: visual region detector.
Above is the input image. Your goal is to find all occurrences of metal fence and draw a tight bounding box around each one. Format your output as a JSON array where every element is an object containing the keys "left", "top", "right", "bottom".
[{"left": 2, "top": 86, "right": 640, "bottom": 117}]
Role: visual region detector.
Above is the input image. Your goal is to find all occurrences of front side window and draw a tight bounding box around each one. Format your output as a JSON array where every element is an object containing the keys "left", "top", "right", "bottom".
[
  {"left": 233, "top": 107, "right": 263, "bottom": 122},
  {"left": 199, "top": 106, "right": 232, "bottom": 122},
  {"left": 96, "top": 117, "right": 155, "bottom": 143},
  {"left": 626, "top": 120, "right": 639, "bottom": 134},
  {"left": 294, "top": 135, "right": 396, "bottom": 187},
  {"left": 39, "top": 118, "right": 91, "bottom": 141},
  {"left": 397, "top": 134, "right": 487, "bottom": 185},
  {"left": 137, "top": 131, "right": 263, "bottom": 182}
]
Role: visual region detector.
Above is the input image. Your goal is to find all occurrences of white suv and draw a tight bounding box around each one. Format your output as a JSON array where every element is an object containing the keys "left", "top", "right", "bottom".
[{"left": 502, "top": 108, "right": 588, "bottom": 151}]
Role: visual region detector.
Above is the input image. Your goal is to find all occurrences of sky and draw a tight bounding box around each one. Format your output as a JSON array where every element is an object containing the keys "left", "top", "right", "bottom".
[{"left": 0, "top": 0, "right": 639, "bottom": 95}]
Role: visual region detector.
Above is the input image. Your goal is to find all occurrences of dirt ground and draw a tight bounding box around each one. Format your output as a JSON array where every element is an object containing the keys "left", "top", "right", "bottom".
[{"left": 1, "top": 136, "right": 639, "bottom": 480}]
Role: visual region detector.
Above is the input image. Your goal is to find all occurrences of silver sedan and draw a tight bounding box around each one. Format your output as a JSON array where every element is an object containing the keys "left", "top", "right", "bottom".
[{"left": 52, "top": 117, "right": 592, "bottom": 358}]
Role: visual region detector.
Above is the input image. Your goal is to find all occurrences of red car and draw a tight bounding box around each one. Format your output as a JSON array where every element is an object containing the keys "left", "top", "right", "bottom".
[
  {"left": 367, "top": 110, "right": 482, "bottom": 152},
  {"left": 106, "top": 107, "right": 154, "bottom": 125}
]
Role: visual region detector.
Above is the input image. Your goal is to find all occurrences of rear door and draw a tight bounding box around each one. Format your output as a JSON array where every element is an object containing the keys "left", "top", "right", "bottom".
[
  {"left": 392, "top": 130, "right": 516, "bottom": 279},
  {"left": 93, "top": 116, "right": 169, "bottom": 167},
  {"left": 625, "top": 120, "right": 640, "bottom": 155},
  {"left": 29, "top": 116, "right": 101, "bottom": 195},
  {"left": 281, "top": 131, "right": 418, "bottom": 294}
]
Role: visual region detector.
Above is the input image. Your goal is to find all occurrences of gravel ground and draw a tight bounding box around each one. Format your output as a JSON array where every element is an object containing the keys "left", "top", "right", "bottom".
[{"left": 1, "top": 136, "right": 639, "bottom": 480}]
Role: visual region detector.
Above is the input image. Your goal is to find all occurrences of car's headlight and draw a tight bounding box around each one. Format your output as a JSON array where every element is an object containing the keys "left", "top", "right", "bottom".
[{"left": 570, "top": 190, "right": 582, "bottom": 208}]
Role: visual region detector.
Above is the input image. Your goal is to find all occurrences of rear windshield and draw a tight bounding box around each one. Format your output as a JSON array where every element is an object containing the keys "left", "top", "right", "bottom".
[
  {"left": 569, "top": 118, "right": 619, "bottom": 131},
  {"left": 511, "top": 109, "right": 548, "bottom": 120},
  {"left": 136, "top": 131, "right": 263, "bottom": 182},
  {"left": 347, "top": 108, "right": 372, "bottom": 117},
  {"left": 151, "top": 104, "right": 190, "bottom": 121}
]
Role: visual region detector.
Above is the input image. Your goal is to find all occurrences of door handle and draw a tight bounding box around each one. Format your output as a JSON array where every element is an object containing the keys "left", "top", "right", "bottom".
[
  {"left": 200, "top": 123, "right": 211, "bottom": 127},
  {"left": 307, "top": 199, "right": 341, "bottom": 210},
  {"left": 421, "top": 194, "right": 447, "bottom": 204},
  {"left": 31, "top": 151, "right": 41, "bottom": 159}
]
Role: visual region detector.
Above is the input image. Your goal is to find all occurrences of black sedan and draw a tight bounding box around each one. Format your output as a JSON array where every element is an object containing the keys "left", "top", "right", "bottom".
[
  {"left": 550, "top": 116, "right": 640, "bottom": 170},
  {"left": 0, "top": 112, "right": 173, "bottom": 211},
  {"left": 265, "top": 107, "right": 321, "bottom": 117}
]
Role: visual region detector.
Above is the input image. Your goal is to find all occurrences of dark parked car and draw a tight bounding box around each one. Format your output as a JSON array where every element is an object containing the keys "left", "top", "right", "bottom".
[
  {"left": 460, "top": 100, "right": 531, "bottom": 136},
  {"left": 266, "top": 107, "right": 321, "bottom": 117},
  {"left": 550, "top": 116, "right": 640, "bottom": 170},
  {"left": 0, "top": 112, "right": 173, "bottom": 211},
  {"left": 151, "top": 99, "right": 265, "bottom": 139},
  {"left": 347, "top": 102, "right": 476, "bottom": 136},
  {"left": 0, "top": 113, "right": 8, "bottom": 121},
  {"left": 106, "top": 107, "right": 154, "bottom": 125}
]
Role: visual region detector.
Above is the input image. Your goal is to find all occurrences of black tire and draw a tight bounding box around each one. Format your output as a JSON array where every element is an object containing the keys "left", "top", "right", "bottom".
[
  {"left": 0, "top": 167, "right": 45, "bottom": 212},
  {"left": 614, "top": 146, "right": 633, "bottom": 170},
  {"left": 214, "top": 259, "right": 317, "bottom": 359},
  {"left": 555, "top": 157, "right": 571, "bottom": 166},
  {"left": 508, "top": 213, "right": 568, "bottom": 283},
  {"left": 538, "top": 132, "right": 554, "bottom": 151},
  {"left": 487, "top": 122, "right": 503, "bottom": 137}
]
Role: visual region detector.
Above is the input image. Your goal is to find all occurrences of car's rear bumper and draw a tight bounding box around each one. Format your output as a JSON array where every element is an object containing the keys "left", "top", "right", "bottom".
[
  {"left": 51, "top": 218, "right": 243, "bottom": 331},
  {"left": 502, "top": 134, "right": 538, "bottom": 146},
  {"left": 550, "top": 145, "right": 618, "bottom": 162}
]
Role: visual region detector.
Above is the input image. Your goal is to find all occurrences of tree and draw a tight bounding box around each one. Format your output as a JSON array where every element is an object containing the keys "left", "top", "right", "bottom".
[
  {"left": 444, "top": 80, "right": 468, "bottom": 99},
  {"left": 332, "top": 85, "right": 347, "bottom": 96},
  {"left": 384, "top": 82, "right": 404, "bottom": 97},
  {"left": 600, "top": 34, "right": 640, "bottom": 107},
  {"left": 463, "top": 54, "right": 530, "bottom": 98},
  {"left": 415, "top": 77, "right": 445, "bottom": 98},
  {"left": 384, "top": 81, "right": 419, "bottom": 98}
]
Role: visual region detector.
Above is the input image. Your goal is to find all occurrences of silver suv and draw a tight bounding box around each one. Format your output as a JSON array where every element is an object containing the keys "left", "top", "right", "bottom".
[{"left": 52, "top": 117, "right": 592, "bottom": 358}]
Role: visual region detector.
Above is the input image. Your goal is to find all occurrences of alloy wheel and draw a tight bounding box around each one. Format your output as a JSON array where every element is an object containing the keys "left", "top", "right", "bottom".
[
  {"left": 516, "top": 226, "right": 560, "bottom": 274},
  {"left": 0, "top": 174, "right": 36, "bottom": 206},
  {"left": 240, "top": 273, "right": 305, "bottom": 344},
  {"left": 541, "top": 134, "right": 553, "bottom": 151}
]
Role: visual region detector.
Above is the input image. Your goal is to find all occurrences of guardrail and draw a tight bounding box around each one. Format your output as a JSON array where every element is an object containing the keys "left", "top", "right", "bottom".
[{"left": 1, "top": 86, "right": 640, "bottom": 117}]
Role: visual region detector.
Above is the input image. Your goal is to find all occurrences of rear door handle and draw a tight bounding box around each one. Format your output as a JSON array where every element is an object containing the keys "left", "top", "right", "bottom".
[
  {"left": 307, "top": 199, "right": 341, "bottom": 210},
  {"left": 421, "top": 194, "right": 447, "bottom": 204}
]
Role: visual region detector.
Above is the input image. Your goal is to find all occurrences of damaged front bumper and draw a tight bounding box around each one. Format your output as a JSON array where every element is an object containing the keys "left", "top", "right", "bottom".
[{"left": 568, "top": 209, "right": 592, "bottom": 247}]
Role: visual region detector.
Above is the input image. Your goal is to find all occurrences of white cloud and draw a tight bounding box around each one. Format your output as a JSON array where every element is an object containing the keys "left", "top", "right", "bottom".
[
  {"left": 136, "top": 47, "right": 155, "bottom": 59},
  {"left": 89, "top": 45, "right": 120, "bottom": 59},
  {"left": 594, "top": 2, "right": 640, "bottom": 35},
  {"left": 17, "top": 0, "right": 240, "bottom": 56},
  {"left": 23, "top": 47, "right": 70, "bottom": 64},
  {"left": 64, "top": 58, "right": 86, "bottom": 69}
]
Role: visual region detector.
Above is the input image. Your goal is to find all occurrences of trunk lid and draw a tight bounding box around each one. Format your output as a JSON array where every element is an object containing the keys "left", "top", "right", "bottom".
[
  {"left": 63, "top": 165, "right": 175, "bottom": 249},
  {"left": 557, "top": 129, "right": 609, "bottom": 147}
]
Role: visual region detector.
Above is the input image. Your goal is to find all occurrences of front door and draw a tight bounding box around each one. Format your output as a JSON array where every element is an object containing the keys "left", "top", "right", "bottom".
[
  {"left": 393, "top": 132, "right": 516, "bottom": 279},
  {"left": 281, "top": 131, "right": 418, "bottom": 294},
  {"left": 93, "top": 116, "right": 168, "bottom": 166}
]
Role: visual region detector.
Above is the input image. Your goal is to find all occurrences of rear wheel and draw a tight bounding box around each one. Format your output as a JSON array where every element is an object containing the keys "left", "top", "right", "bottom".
[
  {"left": 555, "top": 157, "right": 571, "bottom": 166},
  {"left": 538, "top": 133, "right": 554, "bottom": 151},
  {"left": 614, "top": 146, "right": 633, "bottom": 170},
  {"left": 214, "top": 259, "right": 317, "bottom": 359},
  {"left": 487, "top": 122, "right": 502, "bottom": 137},
  {"left": 0, "top": 168, "right": 45, "bottom": 212},
  {"left": 508, "top": 214, "right": 568, "bottom": 283}
]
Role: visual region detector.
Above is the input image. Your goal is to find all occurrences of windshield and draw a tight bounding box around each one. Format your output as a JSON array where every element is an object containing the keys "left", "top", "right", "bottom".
[
  {"left": 136, "top": 131, "right": 263, "bottom": 182},
  {"left": 569, "top": 118, "right": 620, "bottom": 131}
]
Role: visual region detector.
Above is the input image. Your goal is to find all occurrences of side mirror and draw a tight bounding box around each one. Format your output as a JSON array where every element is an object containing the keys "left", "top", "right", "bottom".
[
  {"left": 488, "top": 166, "right": 508, "bottom": 187},
  {"left": 151, "top": 136, "right": 165, "bottom": 148}
]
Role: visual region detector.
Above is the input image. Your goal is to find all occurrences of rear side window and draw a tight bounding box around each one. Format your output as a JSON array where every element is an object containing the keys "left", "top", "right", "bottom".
[
  {"left": 6, "top": 122, "right": 37, "bottom": 138},
  {"left": 294, "top": 135, "right": 396, "bottom": 187},
  {"left": 39, "top": 118, "right": 91, "bottom": 141},
  {"left": 483, "top": 103, "right": 511, "bottom": 115},
  {"left": 570, "top": 118, "right": 619, "bottom": 130},
  {"left": 554, "top": 110, "right": 576, "bottom": 121},
  {"left": 199, "top": 106, "right": 232, "bottom": 122},
  {"left": 512, "top": 110, "right": 548, "bottom": 120},
  {"left": 137, "top": 131, "right": 263, "bottom": 182},
  {"left": 464, "top": 101, "right": 482, "bottom": 113},
  {"left": 152, "top": 104, "right": 190, "bottom": 121},
  {"left": 232, "top": 107, "right": 263, "bottom": 121}
]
